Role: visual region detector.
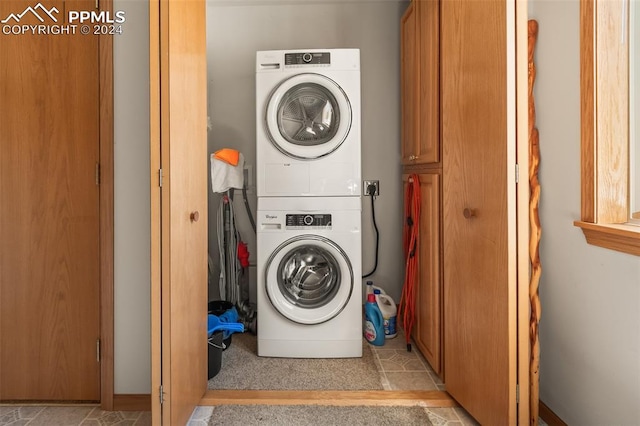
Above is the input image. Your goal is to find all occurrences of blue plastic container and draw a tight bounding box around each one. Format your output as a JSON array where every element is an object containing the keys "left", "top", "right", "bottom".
[{"left": 364, "top": 293, "right": 385, "bottom": 346}]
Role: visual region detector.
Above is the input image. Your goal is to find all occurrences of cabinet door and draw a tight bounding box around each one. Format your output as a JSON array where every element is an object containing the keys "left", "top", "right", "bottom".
[
  {"left": 405, "top": 173, "right": 442, "bottom": 376},
  {"left": 401, "top": 2, "right": 419, "bottom": 165},
  {"left": 401, "top": 0, "right": 440, "bottom": 166},
  {"left": 151, "top": 0, "right": 208, "bottom": 424},
  {"left": 416, "top": 0, "right": 440, "bottom": 164},
  {"left": 442, "top": 0, "right": 519, "bottom": 424}
]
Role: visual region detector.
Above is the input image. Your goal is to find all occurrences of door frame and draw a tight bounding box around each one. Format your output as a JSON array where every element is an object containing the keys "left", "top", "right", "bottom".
[
  {"left": 150, "top": 0, "right": 161, "bottom": 421},
  {"left": 515, "top": 0, "right": 532, "bottom": 423},
  {"left": 99, "top": 0, "right": 115, "bottom": 411},
  {"left": 146, "top": 0, "right": 535, "bottom": 422}
]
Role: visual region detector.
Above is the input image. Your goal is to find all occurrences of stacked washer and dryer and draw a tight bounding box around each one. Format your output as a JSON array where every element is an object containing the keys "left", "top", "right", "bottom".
[{"left": 255, "top": 49, "right": 363, "bottom": 358}]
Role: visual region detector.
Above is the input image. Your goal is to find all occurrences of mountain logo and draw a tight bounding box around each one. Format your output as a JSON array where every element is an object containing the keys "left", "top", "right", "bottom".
[{"left": 1, "top": 3, "right": 59, "bottom": 24}]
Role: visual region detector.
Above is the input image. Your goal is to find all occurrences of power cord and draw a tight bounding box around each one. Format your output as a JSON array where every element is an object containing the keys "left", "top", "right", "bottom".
[
  {"left": 362, "top": 183, "right": 379, "bottom": 278},
  {"left": 242, "top": 184, "right": 257, "bottom": 233}
]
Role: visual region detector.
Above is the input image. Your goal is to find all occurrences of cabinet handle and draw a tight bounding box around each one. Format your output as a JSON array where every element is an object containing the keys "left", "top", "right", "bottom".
[
  {"left": 409, "top": 155, "right": 417, "bottom": 161},
  {"left": 190, "top": 211, "right": 200, "bottom": 222},
  {"left": 463, "top": 208, "right": 477, "bottom": 219}
]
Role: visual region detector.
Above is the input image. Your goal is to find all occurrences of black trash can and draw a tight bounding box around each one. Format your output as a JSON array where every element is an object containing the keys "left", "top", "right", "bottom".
[
  {"left": 208, "top": 330, "right": 224, "bottom": 379},
  {"left": 208, "top": 300, "right": 234, "bottom": 350}
]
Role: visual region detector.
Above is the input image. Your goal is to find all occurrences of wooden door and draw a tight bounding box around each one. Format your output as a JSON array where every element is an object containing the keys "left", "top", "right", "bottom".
[
  {"left": 412, "top": 173, "right": 442, "bottom": 376},
  {"left": 441, "top": 0, "right": 519, "bottom": 424},
  {"left": 150, "top": 0, "right": 208, "bottom": 424},
  {"left": 400, "top": 1, "right": 418, "bottom": 165},
  {"left": 0, "top": 0, "right": 101, "bottom": 401}
]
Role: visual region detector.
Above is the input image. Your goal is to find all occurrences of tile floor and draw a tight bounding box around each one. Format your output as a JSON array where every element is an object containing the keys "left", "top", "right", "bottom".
[
  {"left": 370, "top": 331, "right": 445, "bottom": 392},
  {"left": 1, "top": 331, "right": 547, "bottom": 426},
  {"left": 0, "top": 405, "right": 151, "bottom": 425}
]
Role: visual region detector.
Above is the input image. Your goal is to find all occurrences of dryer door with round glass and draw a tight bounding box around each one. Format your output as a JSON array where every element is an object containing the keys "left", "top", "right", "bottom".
[
  {"left": 265, "top": 73, "right": 352, "bottom": 160},
  {"left": 264, "top": 234, "right": 354, "bottom": 324}
]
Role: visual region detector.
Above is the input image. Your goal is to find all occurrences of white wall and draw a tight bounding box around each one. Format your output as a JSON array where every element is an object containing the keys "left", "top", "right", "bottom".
[
  {"left": 113, "top": 0, "right": 151, "bottom": 394},
  {"left": 529, "top": 1, "right": 640, "bottom": 424},
  {"left": 206, "top": 0, "right": 409, "bottom": 302}
]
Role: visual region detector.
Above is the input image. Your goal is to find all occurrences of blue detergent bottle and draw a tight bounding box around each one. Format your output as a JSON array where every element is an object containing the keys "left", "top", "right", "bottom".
[{"left": 364, "top": 293, "right": 385, "bottom": 346}]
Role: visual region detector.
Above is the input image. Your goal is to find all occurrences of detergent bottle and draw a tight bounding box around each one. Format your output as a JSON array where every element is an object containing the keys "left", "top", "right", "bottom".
[
  {"left": 366, "top": 280, "right": 386, "bottom": 296},
  {"left": 364, "top": 293, "right": 385, "bottom": 346},
  {"left": 374, "top": 290, "right": 398, "bottom": 339},
  {"left": 365, "top": 280, "right": 374, "bottom": 295}
]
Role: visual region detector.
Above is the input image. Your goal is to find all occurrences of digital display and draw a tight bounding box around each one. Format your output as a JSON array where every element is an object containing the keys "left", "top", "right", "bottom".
[
  {"left": 284, "top": 52, "right": 331, "bottom": 66},
  {"left": 286, "top": 214, "right": 332, "bottom": 228}
]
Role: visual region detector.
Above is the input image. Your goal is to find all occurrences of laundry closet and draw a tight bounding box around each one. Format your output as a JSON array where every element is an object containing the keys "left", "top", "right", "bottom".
[
  {"left": 151, "top": 0, "right": 533, "bottom": 424},
  {"left": 205, "top": 1, "right": 407, "bottom": 310}
]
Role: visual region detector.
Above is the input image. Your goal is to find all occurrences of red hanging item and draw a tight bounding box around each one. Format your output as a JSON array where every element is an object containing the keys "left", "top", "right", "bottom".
[
  {"left": 237, "top": 241, "right": 250, "bottom": 268},
  {"left": 398, "top": 174, "right": 421, "bottom": 351}
]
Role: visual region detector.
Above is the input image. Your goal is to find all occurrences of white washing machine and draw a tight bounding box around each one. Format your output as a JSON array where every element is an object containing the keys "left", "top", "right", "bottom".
[
  {"left": 256, "top": 197, "right": 362, "bottom": 358},
  {"left": 256, "top": 49, "right": 361, "bottom": 197}
]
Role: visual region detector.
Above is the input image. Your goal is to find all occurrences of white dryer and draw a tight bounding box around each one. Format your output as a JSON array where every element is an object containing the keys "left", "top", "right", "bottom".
[
  {"left": 256, "top": 49, "right": 361, "bottom": 197},
  {"left": 256, "top": 197, "right": 362, "bottom": 358}
]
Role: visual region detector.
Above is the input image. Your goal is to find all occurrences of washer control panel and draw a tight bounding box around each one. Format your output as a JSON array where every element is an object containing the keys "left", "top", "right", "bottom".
[
  {"left": 286, "top": 214, "right": 332, "bottom": 229},
  {"left": 284, "top": 52, "right": 330, "bottom": 67}
]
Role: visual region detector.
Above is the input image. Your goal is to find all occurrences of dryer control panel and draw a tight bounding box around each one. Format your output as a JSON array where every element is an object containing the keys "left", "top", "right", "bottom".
[
  {"left": 286, "top": 214, "right": 332, "bottom": 229},
  {"left": 285, "top": 52, "right": 330, "bottom": 67}
]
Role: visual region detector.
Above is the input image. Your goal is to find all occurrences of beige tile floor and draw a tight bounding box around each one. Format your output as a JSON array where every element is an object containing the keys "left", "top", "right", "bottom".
[
  {"left": 0, "top": 405, "right": 151, "bottom": 425},
  {"left": 370, "top": 331, "right": 445, "bottom": 392},
  {"left": 1, "top": 331, "right": 547, "bottom": 426},
  {"left": 188, "top": 332, "right": 478, "bottom": 425}
]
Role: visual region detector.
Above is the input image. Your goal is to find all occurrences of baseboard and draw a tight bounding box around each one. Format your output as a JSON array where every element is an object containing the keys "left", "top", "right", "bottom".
[
  {"left": 539, "top": 400, "right": 567, "bottom": 426},
  {"left": 112, "top": 394, "right": 151, "bottom": 411}
]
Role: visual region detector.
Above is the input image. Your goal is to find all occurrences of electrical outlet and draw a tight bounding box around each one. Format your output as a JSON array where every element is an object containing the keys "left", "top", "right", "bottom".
[
  {"left": 363, "top": 180, "right": 379, "bottom": 196},
  {"left": 243, "top": 165, "right": 254, "bottom": 193}
]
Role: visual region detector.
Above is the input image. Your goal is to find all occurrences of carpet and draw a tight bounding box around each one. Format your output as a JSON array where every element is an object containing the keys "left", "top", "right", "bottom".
[
  {"left": 208, "top": 333, "right": 383, "bottom": 390},
  {"left": 207, "top": 405, "right": 434, "bottom": 426}
]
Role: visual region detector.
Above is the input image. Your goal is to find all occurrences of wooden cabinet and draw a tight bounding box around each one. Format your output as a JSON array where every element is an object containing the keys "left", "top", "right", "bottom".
[
  {"left": 403, "top": 173, "right": 442, "bottom": 376},
  {"left": 441, "top": 1, "right": 522, "bottom": 423},
  {"left": 401, "top": 2, "right": 418, "bottom": 164},
  {"left": 401, "top": 0, "right": 443, "bottom": 378},
  {"left": 401, "top": 0, "right": 530, "bottom": 423},
  {"left": 401, "top": 0, "right": 440, "bottom": 166}
]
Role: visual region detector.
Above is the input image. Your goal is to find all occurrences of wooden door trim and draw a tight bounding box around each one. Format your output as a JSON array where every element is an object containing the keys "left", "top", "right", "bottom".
[
  {"left": 515, "top": 1, "right": 533, "bottom": 424},
  {"left": 149, "top": 0, "right": 162, "bottom": 422},
  {"left": 200, "top": 390, "right": 457, "bottom": 407},
  {"left": 113, "top": 394, "right": 152, "bottom": 411},
  {"left": 539, "top": 400, "right": 568, "bottom": 426},
  {"left": 99, "top": 0, "right": 115, "bottom": 411}
]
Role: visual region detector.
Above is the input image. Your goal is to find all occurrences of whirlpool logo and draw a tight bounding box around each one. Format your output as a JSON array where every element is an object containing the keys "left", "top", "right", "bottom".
[{"left": 264, "top": 214, "right": 278, "bottom": 220}]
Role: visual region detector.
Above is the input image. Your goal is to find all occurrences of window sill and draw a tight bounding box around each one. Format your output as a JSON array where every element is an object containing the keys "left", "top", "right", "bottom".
[{"left": 574, "top": 221, "right": 640, "bottom": 256}]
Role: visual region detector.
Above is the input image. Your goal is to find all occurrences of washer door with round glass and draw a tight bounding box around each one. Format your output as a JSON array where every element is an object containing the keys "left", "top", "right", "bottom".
[
  {"left": 265, "top": 73, "right": 352, "bottom": 160},
  {"left": 265, "top": 235, "right": 354, "bottom": 324}
]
